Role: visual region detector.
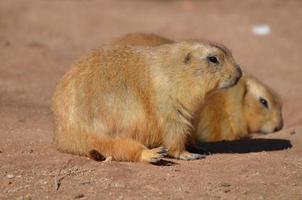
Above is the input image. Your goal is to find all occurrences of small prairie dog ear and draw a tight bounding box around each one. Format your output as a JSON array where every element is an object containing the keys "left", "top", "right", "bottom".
[
  {"left": 245, "top": 76, "right": 257, "bottom": 90},
  {"left": 244, "top": 76, "right": 266, "bottom": 99},
  {"left": 184, "top": 52, "right": 192, "bottom": 64}
]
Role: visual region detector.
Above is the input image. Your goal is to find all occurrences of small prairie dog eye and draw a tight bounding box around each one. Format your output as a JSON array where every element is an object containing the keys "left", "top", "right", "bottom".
[
  {"left": 207, "top": 56, "right": 219, "bottom": 64},
  {"left": 259, "top": 97, "right": 269, "bottom": 109}
]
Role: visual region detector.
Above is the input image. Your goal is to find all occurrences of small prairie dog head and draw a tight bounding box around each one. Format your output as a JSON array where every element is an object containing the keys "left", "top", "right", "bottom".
[
  {"left": 159, "top": 40, "right": 242, "bottom": 92},
  {"left": 243, "top": 76, "right": 283, "bottom": 134}
]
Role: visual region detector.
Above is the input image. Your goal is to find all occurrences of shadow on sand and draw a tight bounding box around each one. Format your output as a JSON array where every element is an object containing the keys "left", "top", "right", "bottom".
[
  {"left": 90, "top": 138, "right": 292, "bottom": 166},
  {"left": 190, "top": 138, "right": 292, "bottom": 154}
]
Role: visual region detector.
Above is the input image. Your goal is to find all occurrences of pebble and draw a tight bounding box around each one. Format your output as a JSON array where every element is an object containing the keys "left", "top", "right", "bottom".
[
  {"left": 220, "top": 182, "right": 231, "bottom": 187},
  {"left": 224, "top": 189, "right": 231, "bottom": 193},
  {"left": 17, "top": 196, "right": 32, "bottom": 200},
  {"left": 74, "top": 194, "right": 85, "bottom": 199},
  {"left": 7, "top": 174, "right": 14, "bottom": 179},
  {"left": 80, "top": 181, "right": 91, "bottom": 185},
  {"left": 4, "top": 41, "right": 10, "bottom": 47}
]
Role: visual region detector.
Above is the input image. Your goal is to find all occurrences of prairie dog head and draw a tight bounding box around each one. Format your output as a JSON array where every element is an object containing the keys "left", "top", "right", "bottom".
[
  {"left": 114, "top": 34, "right": 242, "bottom": 92},
  {"left": 156, "top": 41, "right": 242, "bottom": 93},
  {"left": 243, "top": 76, "right": 283, "bottom": 134}
]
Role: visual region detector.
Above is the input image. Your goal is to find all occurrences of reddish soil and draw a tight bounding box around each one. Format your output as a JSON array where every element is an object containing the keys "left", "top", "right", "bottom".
[{"left": 0, "top": 0, "right": 302, "bottom": 199}]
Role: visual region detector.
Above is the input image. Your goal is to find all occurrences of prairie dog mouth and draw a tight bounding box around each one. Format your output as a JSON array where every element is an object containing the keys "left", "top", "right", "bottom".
[
  {"left": 218, "top": 75, "right": 241, "bottom": 89},
  {"left": 219, "top": 67, "right": 242, "bottom": 89}
]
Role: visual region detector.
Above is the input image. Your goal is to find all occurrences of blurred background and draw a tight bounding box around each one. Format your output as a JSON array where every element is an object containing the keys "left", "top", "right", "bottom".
[
  {"left": 1, "top": 1, "right": 302, "bottom": 199},
  {"left": 1, "top": 0, "right": 301, "bottom": 127}
]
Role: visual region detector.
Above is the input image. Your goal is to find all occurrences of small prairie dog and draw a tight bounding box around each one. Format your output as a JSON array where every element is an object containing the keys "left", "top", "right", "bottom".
[
  {"left": 196, "top": 75, "right": 283, "bottom": 142},
  {"left": 114, "top": 33, "right": 283, "bottom": 143},
  {"left": 52, "top": 40, "right": 242, "bottom": 163}
]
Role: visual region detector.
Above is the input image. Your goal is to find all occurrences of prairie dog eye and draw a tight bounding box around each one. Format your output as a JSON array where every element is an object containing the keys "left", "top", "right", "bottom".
[
  {"left": 207, "top": 56, "right": 219, "bottom": 64},
  {"left": 259, "top": 97, "right": 269, "bottom": 109}
]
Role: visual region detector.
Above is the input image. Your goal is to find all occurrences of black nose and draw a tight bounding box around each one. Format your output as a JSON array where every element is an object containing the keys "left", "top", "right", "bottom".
[{"left": 274, "top": 120, "right": 284, "bottom": 132}]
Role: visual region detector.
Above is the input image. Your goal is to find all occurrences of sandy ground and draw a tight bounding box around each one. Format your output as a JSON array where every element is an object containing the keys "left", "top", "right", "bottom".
[{"left": 1, "top": 0, "right": 302, "bottom": 199}]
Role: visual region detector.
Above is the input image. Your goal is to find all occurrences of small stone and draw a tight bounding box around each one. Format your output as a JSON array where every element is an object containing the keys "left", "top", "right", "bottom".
[
  {"left": 28, "top": 41, "right": 45, "bottom": 48},
  {"left": 74, "top": 194, "right": 85, "bottom": 199},
  {"left": 4, "top": 41, "right": 10, "bottom": 46},
  {"left": 19, "top": 119, "right": 26, "bottom": 123},
  {"left": 111, "top": 182, "right": 125, "bottom": 188},
  {"left": 24, "top": 196, "right": 32, "bottom": 200},
  {"left": 80, "top": 181, "right": 91, "bottom": 185},
  {"left": 224, "top": 189, "right": 231, "bottom": 193},
  {"left": 17, "top": 196, "right": 32, "bottom": 200},
  {"left": 220, "top": 182, "right": 231, "bottom": 187},
  {"left": 7, "top": 174, "right": 14, "bottom": 179}
]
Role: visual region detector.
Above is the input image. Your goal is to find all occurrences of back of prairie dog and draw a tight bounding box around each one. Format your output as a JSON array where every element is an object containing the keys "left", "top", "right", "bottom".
[
  {"left": 52, "top": 39, "right": 242, "bottom": 163},
  {"left": 114, "top": 33, "right": 283, "bottom": 143},
  {"left": 196, "top": 75, "right": 283, "bottom": 142},
  {"left": 112, "top": 33, "right": 173, "bottom": 46}
]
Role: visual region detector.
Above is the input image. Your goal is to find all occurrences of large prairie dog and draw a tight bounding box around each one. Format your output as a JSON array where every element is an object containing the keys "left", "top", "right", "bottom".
[
  {"left": 112, "top": 33, "right": 173, "bottom": 46},
  {"left": 52, "top": 40, "right": 242, "bottom": 163},
  {"left": 114, "top": 33, "right": 283, "bottom": 143},
  {"left": 196, "top": 75, "right": 283, "bottom": 142}
]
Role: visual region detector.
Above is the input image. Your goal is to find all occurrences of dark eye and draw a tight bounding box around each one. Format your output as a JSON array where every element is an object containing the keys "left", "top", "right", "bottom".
[
  {"left": 259, "top": 97, "right": 269, "bottom": 108},
  {"left": 207, "top": 56, "right": 219, "bottom": 64}
]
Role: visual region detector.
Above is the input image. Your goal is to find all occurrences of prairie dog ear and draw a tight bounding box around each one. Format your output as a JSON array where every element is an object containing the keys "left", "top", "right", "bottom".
[
  {"left": 244, "top": 76, "right": 262, "bottom": 99},
  {"left": 245, "top": 76, "right": 257, "bottom": 91},
  {"left": 184, "top": 52, "right": 192, "bottom": 64}
]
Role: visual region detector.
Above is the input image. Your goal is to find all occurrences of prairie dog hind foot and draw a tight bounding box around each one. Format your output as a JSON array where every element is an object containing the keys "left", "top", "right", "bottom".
[{"left": 169, "top": 151, "right": 205, "bottom": 160}]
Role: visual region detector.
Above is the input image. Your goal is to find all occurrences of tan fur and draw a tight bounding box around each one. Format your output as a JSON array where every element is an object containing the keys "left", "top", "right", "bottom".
[
  {"left": 195, "top": 75, "right": 283, "bottom": 142},
  {"left": 113, "top": 33, "right": 283, "bottom": 144},
  {"left": 113, "top": 33, "right": 173, "bottom": 46},
  {"left": 52, "top": 40, "right": 242, "bottom": 163}
]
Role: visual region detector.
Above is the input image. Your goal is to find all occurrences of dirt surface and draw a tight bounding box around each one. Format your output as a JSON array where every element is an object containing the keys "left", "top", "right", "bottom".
[{"left": 1, "top": 0, "right": 302, "bottom": 199}]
